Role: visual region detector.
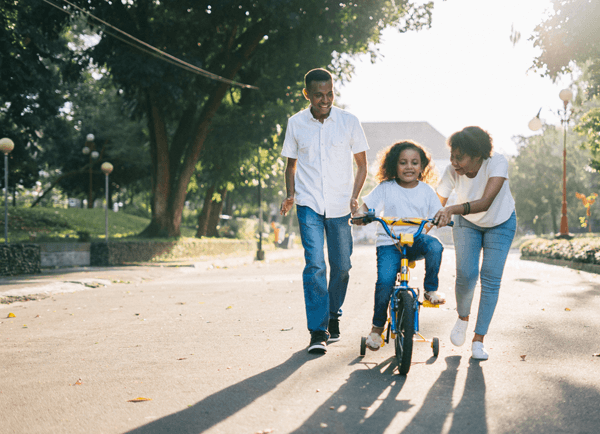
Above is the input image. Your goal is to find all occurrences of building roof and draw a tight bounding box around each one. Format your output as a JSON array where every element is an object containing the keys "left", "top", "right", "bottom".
[{"left": 361, "top": 121, "right": 450, "bottom": 164}]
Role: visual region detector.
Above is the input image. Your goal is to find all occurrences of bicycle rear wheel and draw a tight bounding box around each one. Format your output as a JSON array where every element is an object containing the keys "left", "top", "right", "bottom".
[{"left": 394, "top": 291, "right": 415, "bottom": 375}]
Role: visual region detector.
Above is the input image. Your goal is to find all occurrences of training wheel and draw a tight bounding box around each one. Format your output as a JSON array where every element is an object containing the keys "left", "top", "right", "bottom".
[
  {"left": 360, "top": 336, "right": 367, "bottom": 356},
  {"left": 432, "top": 336, "right": 440, "bottom": 357}
]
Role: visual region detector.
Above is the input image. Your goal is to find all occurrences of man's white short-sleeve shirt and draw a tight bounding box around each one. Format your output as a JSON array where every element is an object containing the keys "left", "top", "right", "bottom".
[{"left": 281, "top": 106, "right": 369, "bottom": 218}]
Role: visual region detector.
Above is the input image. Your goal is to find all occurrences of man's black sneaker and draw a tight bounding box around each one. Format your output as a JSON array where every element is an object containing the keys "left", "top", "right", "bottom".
[
  {"left": 328, "top": 318, "right": 340, "bottom": 342},
  {"left": 308, "top": 331, "right": 329, "bottom": 354}
]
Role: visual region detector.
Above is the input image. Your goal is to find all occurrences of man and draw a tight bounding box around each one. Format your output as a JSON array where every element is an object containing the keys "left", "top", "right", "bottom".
[{"left": 280, "top": 68, "right": 369, "bottom": 354}]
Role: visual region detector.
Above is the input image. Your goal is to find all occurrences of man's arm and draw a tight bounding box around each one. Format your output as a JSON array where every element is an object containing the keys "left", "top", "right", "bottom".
[
  {"left": 280, "top": 157, "right": 297, "bottom": 216},
  {"left": 350, "top": 151, "right": 368, "bottom": 214}
]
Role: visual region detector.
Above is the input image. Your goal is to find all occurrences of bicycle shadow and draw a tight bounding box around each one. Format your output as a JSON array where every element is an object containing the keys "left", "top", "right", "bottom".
[
  {"left": 125, "top": 349, "right": 310, "bottom": 434},
  {"left": 288, "top": 356, "right": 412, "bottom": 433}
]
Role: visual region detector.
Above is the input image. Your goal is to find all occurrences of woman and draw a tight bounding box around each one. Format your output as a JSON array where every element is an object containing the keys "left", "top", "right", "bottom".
[{"left": 434, "top": 126, "right": 516, "bottom": 360}]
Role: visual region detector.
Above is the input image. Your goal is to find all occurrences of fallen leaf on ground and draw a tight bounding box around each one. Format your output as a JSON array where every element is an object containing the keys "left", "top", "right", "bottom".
[
  {"left": 7, "top": 313, "right": 15, "bottom": 318},
  {"left": 520, "top": 355, "right": 527, "bottom": 361},
  {"left": 74, "top": 378, "right": 83, "bottom": 385},
  {"left": 565, "top": 307, "right": 571, "bottom": 311},
  {"left": 128, "top": 397, "right": 152, "bottom": 402},
  {"left": 226, "top": 306, "right": 232, "bottom": 310}
]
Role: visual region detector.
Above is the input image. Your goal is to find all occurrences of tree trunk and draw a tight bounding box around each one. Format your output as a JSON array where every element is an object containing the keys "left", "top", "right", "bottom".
[
  {"left": 206, "top": 188, "right": 227, "bottom": 237},
  {"left": 196, "top": 185, "right": 215, "bottom": 238},
  {"left": 139, "top": 25, "right": 267, "bottom": 239}
]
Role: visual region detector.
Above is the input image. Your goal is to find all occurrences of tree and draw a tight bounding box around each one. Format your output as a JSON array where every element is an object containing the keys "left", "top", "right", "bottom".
[
  {"left": 532, "top": 0, "right": 600, "bottom": 172},
  {"left": 510, "top": 126, "right": 595, "bottom": 235},
  {"left": 532, "top": 0, "right": 600, "bottom": 88},
  {"left": 66, "top": 0, "right": 433, "bottom": 237},
  {"left": 0, "top": 0, "right": 72, "bottom": 202}
]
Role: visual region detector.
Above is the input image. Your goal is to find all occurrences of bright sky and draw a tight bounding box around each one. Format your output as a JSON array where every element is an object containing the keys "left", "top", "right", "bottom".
[{"left": 338, "top": 0, "right": 573, "bottom": 156}]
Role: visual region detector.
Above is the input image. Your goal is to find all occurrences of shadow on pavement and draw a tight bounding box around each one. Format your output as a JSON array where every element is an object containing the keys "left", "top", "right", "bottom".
[
  {"left": 398, "top": 355, "right": 483, "bottom": 434},
  {"left": 289, "top": 356, "right": 410, "bottom": 433},
  {"left": 125, "top": 350, "right": 309, "bottom": 434},
  {"left": 447, "top": 358, "right": 487, "bottom": 433}
]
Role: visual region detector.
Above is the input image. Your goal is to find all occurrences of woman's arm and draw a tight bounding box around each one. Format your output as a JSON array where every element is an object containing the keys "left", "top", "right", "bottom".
[{"left": 434, "top": 177, "right": 505, "bottom": 226}]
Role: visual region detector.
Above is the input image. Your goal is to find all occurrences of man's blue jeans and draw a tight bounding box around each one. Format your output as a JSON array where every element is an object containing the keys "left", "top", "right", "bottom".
[
  {"left": 372, "top": 234, "right": 443, "bottom": 327},
  {"left": 296, "top": 205, "right": 352, "bottom": 333},
  {"left": 453, "top": 211, "right": 516, "bottom": 336}
]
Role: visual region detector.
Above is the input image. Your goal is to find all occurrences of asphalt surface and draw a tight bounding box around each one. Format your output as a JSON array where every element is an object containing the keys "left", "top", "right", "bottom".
[{"left": 1, "top": 244, "right": 599, "bottom": 434}]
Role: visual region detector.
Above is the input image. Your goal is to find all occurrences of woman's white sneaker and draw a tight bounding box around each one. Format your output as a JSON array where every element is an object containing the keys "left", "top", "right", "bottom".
[
  {"left": 450, "top": 318, "right": 468, "bottom": 346},
  {"left": 471, "top": 341, "right": 489, "bottom": 360}
]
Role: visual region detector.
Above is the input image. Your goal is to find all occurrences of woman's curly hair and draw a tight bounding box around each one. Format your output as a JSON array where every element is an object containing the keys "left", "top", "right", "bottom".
[{"left": 375, "top": 140, "right": 439, "bottom": 186}]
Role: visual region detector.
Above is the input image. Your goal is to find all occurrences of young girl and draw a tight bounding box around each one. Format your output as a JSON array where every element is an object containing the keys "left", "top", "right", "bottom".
[{"left": 354, "top": 140, "right": 445, "bottom": 351}]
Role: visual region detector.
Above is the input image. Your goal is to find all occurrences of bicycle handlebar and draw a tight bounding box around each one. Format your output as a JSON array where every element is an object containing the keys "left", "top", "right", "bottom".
[{"left": 350, "top": 209, "right": 453, "bottom": 241}]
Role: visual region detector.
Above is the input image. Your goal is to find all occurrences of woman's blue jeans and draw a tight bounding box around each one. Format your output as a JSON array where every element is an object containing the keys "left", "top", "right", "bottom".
[
  {"left": 372, "top": 234, "right": 443, "bottom": 328},
  {"left": 296, "top": 206, "right": 353, "bottom": 333},
  {"left": 453, "top": 211, "right": 516, "bottom": 336}
]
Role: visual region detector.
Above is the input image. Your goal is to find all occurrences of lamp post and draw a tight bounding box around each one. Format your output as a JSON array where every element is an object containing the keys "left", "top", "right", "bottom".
[
  {"left": 82, "top": 134, "right": 99, "bottom": 209},
  {"left": 256, "top": 140, "right": 265, "bottom": 261},
  {"left": 558, "top": 88, "right": 573, "bottom": 239},
  {"left": 0, "top": 138, "right": 15, "bottom": 244},
  {"left": 101, "top": 162, "right": 113, "bottom": 243},
  {"left": 528, "top": 89, "right": 573, "bottom": 238}
]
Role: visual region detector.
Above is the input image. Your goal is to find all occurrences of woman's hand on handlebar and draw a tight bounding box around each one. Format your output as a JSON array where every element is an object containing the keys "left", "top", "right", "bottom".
[{"left": 433, "top": 207, "right": 453, "bottom": 228}]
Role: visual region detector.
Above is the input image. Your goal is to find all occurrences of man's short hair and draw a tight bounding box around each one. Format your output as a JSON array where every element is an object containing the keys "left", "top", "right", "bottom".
[{"left": 304, "top": 68, "right": 332, "bottom": 89}]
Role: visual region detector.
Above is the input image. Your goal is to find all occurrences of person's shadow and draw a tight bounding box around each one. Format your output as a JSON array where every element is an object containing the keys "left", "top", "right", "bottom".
[
  {"left": 288, "top": 356, "right": 413, "bottom": 433},
  {"left": 125, "top": 350, "right": 310, "bottom": 434},
  {"left": 399, "top": 355, "right": 462, "bottom": 433},
  {"left": 447, "top": 358, "right": 487, "bottom": 433}
]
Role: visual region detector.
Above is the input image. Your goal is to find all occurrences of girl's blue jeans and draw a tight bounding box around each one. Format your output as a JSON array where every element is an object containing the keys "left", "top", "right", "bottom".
[
  {"left": 296, "top": 206, "right": 353, "bottom": 333},
  {"left": 452, "top": 211, "right": 516, "bottom": 336},
  {"left": 372, "top": 234, "right": 443, "bottom": 328}
]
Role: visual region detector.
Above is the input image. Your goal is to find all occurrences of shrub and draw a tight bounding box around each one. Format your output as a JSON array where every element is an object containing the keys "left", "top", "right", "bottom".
[{"left": 520, "top": 237, "right": 600, "bottom": 264}]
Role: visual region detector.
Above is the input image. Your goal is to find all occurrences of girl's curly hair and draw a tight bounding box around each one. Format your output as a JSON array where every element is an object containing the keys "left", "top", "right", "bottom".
[{"left": 375, "top": 140, "right": 439, "bottom": 186}]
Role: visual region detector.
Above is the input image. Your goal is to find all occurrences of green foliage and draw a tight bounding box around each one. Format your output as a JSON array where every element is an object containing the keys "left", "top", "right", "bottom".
[
  {"left": 0, "top": 0, "right": 71, "bottom": 191},
  {"left": 532, "top": 0, "right": 600, "bottom": 83},
  {"left": 1, "top": 206, "right": 195, "bottom": 243}
]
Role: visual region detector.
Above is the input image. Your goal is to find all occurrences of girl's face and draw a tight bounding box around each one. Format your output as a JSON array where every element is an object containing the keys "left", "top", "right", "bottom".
[
  {"left": 396, "top": 148, "right": 422, "bottom": 188},
  {"left": 450, "top": 148, "right": 482, "bottom": 177}
]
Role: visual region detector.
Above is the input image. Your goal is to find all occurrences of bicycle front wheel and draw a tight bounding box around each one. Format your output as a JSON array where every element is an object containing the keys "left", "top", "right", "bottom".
[{"left": 394, "top": 291, "right": 415, "bottom": 375}]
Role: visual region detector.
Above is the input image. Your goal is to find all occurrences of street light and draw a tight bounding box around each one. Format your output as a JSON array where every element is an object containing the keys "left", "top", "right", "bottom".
[
  {"left": 101, "top": 162, "right": 113, "bottom": 243},
  {"left": 528, "top": 89, "right": 573, "bottom": 239},
  {"left": 83, "top": 134, "right": 99, "bottom": 209},
  {"left": 0, "top": 137, "right": 15, "bottom": 244},
  {"left": 256, "top": 140, "right": 265, "bottom": 261},
  {"left": 558, "top": 88, "right": 573, "bottom": 239}
]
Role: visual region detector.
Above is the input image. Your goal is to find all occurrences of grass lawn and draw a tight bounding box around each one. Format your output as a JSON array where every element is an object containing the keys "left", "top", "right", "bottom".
[{"left": 1, "top": 206, "right": 197, "bottom": 243}]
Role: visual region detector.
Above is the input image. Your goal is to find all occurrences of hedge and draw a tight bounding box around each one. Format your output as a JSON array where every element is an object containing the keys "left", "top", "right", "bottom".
[{"left": 520, "top": 237, "right": 600, "bottom": 264}]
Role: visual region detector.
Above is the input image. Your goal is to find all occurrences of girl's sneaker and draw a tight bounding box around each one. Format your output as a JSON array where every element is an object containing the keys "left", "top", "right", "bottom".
[
  {"left": 366, "top": 326, "right": 384, "bottom": 351},
  {"left": 424, "top": 291, "right": 446, "bottom": 304}
]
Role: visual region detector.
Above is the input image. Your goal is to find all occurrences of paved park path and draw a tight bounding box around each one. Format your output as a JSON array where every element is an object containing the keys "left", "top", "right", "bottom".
[{"left": 1, "top": 245, "right": 599, "bottom": 434}]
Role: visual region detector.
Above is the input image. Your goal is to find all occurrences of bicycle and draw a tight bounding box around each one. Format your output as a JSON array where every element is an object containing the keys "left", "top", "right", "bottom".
[{"left": 351, "top": 209, "right": 453, "bottom": 375}]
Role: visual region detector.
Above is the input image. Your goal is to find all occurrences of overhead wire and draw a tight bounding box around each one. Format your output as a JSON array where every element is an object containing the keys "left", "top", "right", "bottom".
[{"left": 41, "top": 0, "right": 259, "bottom": 90}]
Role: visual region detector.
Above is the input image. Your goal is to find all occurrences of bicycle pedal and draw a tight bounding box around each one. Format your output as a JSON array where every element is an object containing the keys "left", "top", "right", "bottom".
[{"left": 422, "top": 300, "right": 440, "bottom": 308}]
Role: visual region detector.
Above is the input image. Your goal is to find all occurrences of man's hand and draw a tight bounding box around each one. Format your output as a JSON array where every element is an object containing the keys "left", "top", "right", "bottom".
[
  {"left": 350, "top": 197, "right": 359, "bottom": 215},
  {"left": 280, "top": 197, "right": 295, "bottom": 216}
]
